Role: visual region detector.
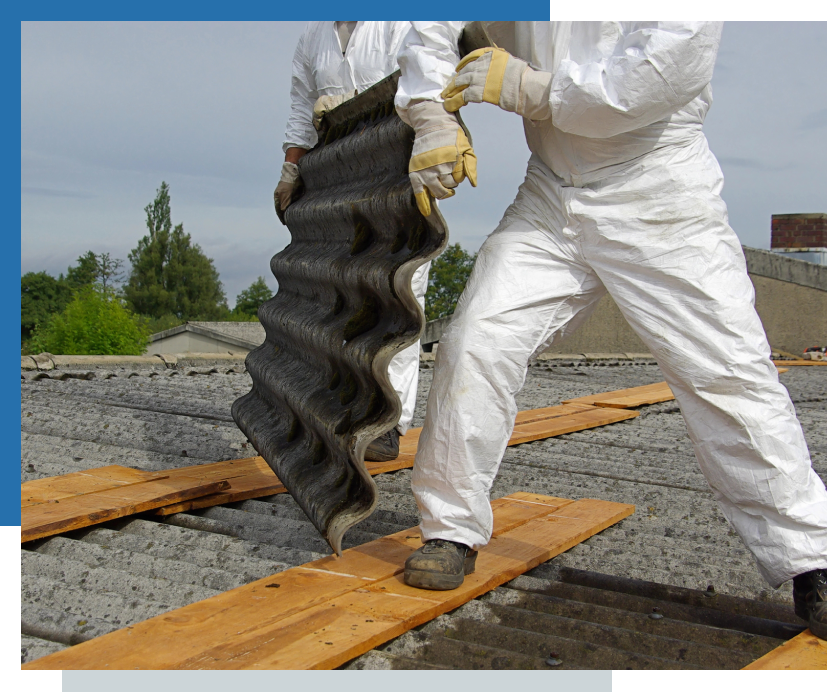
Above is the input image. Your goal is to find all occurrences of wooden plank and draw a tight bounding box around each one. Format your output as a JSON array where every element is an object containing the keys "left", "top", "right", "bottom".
[
  {"left": 776, "top": 367, "right": 789, "bottom": 373},
  {"left": 563, "top": 381, "right": 674, "bottom": 408},
  {"left": 513, "top": 402, "right": 598, "bottom": 425},
  {"left": 743, "top": 629, "right": 827, "bottom": 670},
  {"left": 157, "top": 405, "right": 627, "bottom": 515},
  {"left": 771, "top": 359, "right": 827, "bottom": 366},
  {"left": 154, "top": 457, "right": 284, "bottom": 515},
  {"left": 155, "top": 455, "right": 418, "bottom": 515},
  {"left": 25, "top": 402, "right": 636, "bottom": 531},
  {"left": 509, "top": 406, "right": 638, "bottom": 444},
  {"left": 22, "top": 466, "right": 165, "bottom": 507},
  {"left": 24, "top": 493, "right": 632, "bottom": 670},
  {"left": 21, "top": 478, "right": 231, "bottom": 543}
]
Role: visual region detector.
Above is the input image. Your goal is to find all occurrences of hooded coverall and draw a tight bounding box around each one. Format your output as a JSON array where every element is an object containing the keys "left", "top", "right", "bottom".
[
  {"left": 395, "top": 21, "right": 827, "bottom": 588},
  {"left": 284, "top": 21, "right": 427, "bottom": 435}
]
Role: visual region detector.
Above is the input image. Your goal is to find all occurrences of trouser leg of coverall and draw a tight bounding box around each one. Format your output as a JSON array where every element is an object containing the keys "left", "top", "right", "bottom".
[
  {"left": 388, "top": 261, "right": 431, "bottom": 435},
  {"left": 412, "top": 220, "right": 607, "bottom": 548},
  {"left": 573, "top": 145, "right": 827, "bottom": 587},
  {"left": 413, "top": 142, "right": 827, "bottom": 586}
]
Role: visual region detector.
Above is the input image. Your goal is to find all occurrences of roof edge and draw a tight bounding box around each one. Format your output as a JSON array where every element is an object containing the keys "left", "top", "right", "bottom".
[
  {"left": 21, "top": 352, "right": 248, "bottom": 372},
  {"left": 743, "top": 246, "right": 826, "bottom": 292}
]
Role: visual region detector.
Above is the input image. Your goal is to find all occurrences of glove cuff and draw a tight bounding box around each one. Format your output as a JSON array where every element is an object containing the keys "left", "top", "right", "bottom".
[
  {"left": 406, "top": 100, "right": 458, "bottom": 135},
  {"left": 518, "top": 68, "right": 553, "bottom": 121},
  {"left": 280, "top": 161, "right": 300, "bottom": 184}
]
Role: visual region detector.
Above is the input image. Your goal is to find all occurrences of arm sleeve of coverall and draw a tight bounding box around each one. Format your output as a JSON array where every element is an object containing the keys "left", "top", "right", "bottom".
[
  {"left": 282, "top": 31, "right": 320, "bottom": 153},
  {"left": 395, "top": 21, "right": 466, "bottom": 124},
  {"left": 550, "top": 22, "right": 723, "bottom": 139},
  {"left": 387, "top": 21, "right": 414, "bottom": 70}
]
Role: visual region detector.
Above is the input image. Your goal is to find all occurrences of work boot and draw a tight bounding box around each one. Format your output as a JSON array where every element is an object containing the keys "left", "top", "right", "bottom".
[
  {"left": 404, "top": 539, "right": 478, "bottom": 591},
  {"left": 365, "top": 429, "right": 399, "bottom": 462},
  {"left": 792, "top": 568, "right": 827, "bottom": 640}
]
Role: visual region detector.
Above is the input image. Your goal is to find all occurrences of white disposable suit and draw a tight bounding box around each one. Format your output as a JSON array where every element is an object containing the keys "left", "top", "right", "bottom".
[
  {"left": 396, "top": 21, "right": 827, "bottom": 587},
  {"left": 284, "top": 21, "right": 428, "bottom": 434}
]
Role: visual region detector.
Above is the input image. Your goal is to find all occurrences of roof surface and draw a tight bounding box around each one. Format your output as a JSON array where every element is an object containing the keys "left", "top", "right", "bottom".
[{"left": 20, "top": 358, "right": 826, "bottom": 667}]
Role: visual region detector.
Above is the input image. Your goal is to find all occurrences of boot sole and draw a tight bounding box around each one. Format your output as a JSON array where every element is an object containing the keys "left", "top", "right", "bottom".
[{"left": 404, "top": 551, "right": 477, "bottom": 591}]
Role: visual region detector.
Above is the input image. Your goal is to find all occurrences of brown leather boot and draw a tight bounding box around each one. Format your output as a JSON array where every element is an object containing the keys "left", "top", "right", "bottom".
[
  {"left": 364, "top": 429, "right": 400, "bottom": 462},
  {"left": 793, "top": 568, "right": 827, "bottom": 640},
  {"left": 404, "top": 539, "right": 478, "bottom": 590}
]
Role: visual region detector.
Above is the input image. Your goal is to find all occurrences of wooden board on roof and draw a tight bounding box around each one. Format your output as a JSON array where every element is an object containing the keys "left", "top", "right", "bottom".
[{"left": 24, "top": 492, "right": 633, "bottom": 670}]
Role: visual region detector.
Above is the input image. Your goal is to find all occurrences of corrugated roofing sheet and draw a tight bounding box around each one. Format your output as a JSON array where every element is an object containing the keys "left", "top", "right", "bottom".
[
  {"left": 232, "top": 74, "right": 448, "bottom": 554},
  {"left": 20, "top": 361, "right": 826, "bottom": 667}
]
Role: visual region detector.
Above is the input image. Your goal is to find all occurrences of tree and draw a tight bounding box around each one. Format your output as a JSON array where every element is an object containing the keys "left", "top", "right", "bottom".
[
  {"left": 29, "top": 286, "right": 150, "bottom": 356},
  {"left": 21, "top": 272, "right": 73, "bottom": 342},
  {"left": 234, "top": 277, "right": 273, "bottom": 318},
  {"left": 424, "top": 243, "right": 478, "bottom": 320},
  {"left": 123, "top": 182, "right": 227, "bottom": 320},
  {"left": 65, "top": 251, "right": 100, "bottom": 290}
]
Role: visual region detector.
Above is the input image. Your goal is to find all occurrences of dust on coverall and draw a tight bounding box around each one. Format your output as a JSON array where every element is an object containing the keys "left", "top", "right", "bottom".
[
  {"left": 395, "top": 21, "right": 827, "bottom": 587},
  {"left": 284, "top": 21, "right": 428, "bottom": 435}
]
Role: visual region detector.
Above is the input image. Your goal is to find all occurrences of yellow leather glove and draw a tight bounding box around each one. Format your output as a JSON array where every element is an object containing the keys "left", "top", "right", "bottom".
[
  {"left": 441, "top": 47, "right": 552, "bottom": 121},
  {"left": 274, "top": 161, "right": 300, "bottom": 216},
  {"left": 312, "top": 91, "right": 357, "bottom": 131},
  {"left": 407, "top": 101, "right": 477, "bottom": 217}
]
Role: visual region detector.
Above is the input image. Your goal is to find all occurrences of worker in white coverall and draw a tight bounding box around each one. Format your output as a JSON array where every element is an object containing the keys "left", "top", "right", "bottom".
[
  {"left": 394, "top": 21, "right": 827, "bottom": 638},
  {"left": 276, "top": 21, "right": 429, "bottom": 462}
]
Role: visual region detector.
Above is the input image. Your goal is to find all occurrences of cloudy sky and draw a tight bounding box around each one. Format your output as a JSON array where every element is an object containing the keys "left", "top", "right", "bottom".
[{"left": 21, "top": 21, "right": 827, "bottom": 307}]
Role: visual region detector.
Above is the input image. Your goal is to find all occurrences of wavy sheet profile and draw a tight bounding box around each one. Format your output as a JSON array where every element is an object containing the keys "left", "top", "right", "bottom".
[{"left": 232, "top": 74, "right": 449, "bottom": 554}]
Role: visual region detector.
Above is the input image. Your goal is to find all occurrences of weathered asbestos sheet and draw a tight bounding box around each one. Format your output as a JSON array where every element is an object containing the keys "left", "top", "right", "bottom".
[{"left": 232, "top": 74, "right": 448, "bottom": 555}]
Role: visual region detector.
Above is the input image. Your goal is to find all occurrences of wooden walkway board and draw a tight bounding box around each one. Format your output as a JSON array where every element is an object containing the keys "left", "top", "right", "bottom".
[
  {"left": 24, "top": 492, "right": 633, "bottom": 670},
  {"left": 158, "top": 403, "right": 637, "bottom": 515},
  {"left": 743, "top": 629, "right": 827, "bottom": 670},
  {"left": 22, "top": 465, "right": 166, "bottom": 508},
  {"left": 154, "top": 455, "right": 418, "bottom": 516},
  {"left": 21, "top": 475, "right": 232, "bottom": 543},
  {"left": 563, "top": 381, "right": 674, "bottom": 408},
  {"left": 771, "top": 359, "right": 827, "bottom": 366}
]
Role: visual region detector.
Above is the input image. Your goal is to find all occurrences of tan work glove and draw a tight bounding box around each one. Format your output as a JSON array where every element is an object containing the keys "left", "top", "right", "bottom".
[
  {"left": 312, "top": 91, "right": 357, "bottom": 130},
  {"left": 407, "top": 101, "right": 477, "bottom": 217},
  {"left": 441, "top": 47, "right": 553, "bottom": 121},
  {"left": 274, "top": 161, "right": 300, "bottom": 216}
]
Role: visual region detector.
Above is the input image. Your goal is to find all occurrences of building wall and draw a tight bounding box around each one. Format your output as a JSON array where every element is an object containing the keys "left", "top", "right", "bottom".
[{"left": 146, "top": 331, "right": 250, "bottom": 355}]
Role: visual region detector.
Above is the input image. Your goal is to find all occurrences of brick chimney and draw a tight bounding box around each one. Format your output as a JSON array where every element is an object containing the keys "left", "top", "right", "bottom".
[{"left": 771, "top": 213, "right": 827, "bottom": 249}]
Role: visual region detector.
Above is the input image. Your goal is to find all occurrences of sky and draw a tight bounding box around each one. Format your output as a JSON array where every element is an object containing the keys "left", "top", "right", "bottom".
[{"left": 20, "top": 21, "right": 827, "bottom": 308}]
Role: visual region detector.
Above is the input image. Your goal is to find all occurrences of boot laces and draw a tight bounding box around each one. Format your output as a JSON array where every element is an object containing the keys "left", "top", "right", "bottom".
[{"left": 422, "top": 539, "right": 463, "bottom": 554}]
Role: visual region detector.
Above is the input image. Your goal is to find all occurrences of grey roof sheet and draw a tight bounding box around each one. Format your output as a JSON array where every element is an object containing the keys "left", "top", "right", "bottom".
[{"left": 20, "top": 361, "right": 826, "bottom": 667}]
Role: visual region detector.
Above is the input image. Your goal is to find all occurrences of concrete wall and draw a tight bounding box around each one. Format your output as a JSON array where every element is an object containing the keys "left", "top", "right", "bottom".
[
  {"left": 751, "top": 275, "right": 827, "bottom": 354},
  {"left": 145, "top": 331, "right": 250, "bottom": 355}
]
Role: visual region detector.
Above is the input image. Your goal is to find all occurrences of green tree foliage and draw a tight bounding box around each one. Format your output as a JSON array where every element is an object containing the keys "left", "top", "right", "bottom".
[
  {"left": 65, "top": 251, "right": 100, "bottom": 290},
  {"left": 124, "top": 182, "right": 227, "bottom": 320},
  {"left": 29, "top": 286, "right": 150, "bottom": 356},
  {"left": 424, "top": 243, "right": 478, "bottom": 321},
  {"left": 21, "top": 271, "right": 73, "bottom": 342},
  {"left": 233, "top": 276, "right": 273, "bottom": 318}
]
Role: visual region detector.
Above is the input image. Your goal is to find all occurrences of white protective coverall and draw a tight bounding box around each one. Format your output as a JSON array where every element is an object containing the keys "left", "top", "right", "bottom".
[
  {"left": 396, "top": 21, "right": 827, "bottom": 588},
  {"left": 284, "top": 21, "right": 428, "bottom": 435}
]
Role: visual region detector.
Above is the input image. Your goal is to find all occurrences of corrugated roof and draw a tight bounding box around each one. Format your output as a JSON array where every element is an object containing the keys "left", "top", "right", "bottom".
[{"left": 20, "top": 360, "right": 825, "bottom": 667}]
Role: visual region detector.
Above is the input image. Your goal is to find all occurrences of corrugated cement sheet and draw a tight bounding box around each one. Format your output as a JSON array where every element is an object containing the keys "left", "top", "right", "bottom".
[{"left": 232, "top": 74, "right": 448, "bottom": 554}]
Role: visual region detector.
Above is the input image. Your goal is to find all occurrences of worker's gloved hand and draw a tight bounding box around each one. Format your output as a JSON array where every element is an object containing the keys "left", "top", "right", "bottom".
[
  {"left": 274, "top": 161, "right": 300, "bottom": 217},
  {"left": 407, "top": 100, "right": 477, "bottom": 217},
  {"left": 441, "top": 47, "right": 553, "bottom": 121},
  {"left": 312, "top": 91, "right": 357, "bottom": 131}
]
